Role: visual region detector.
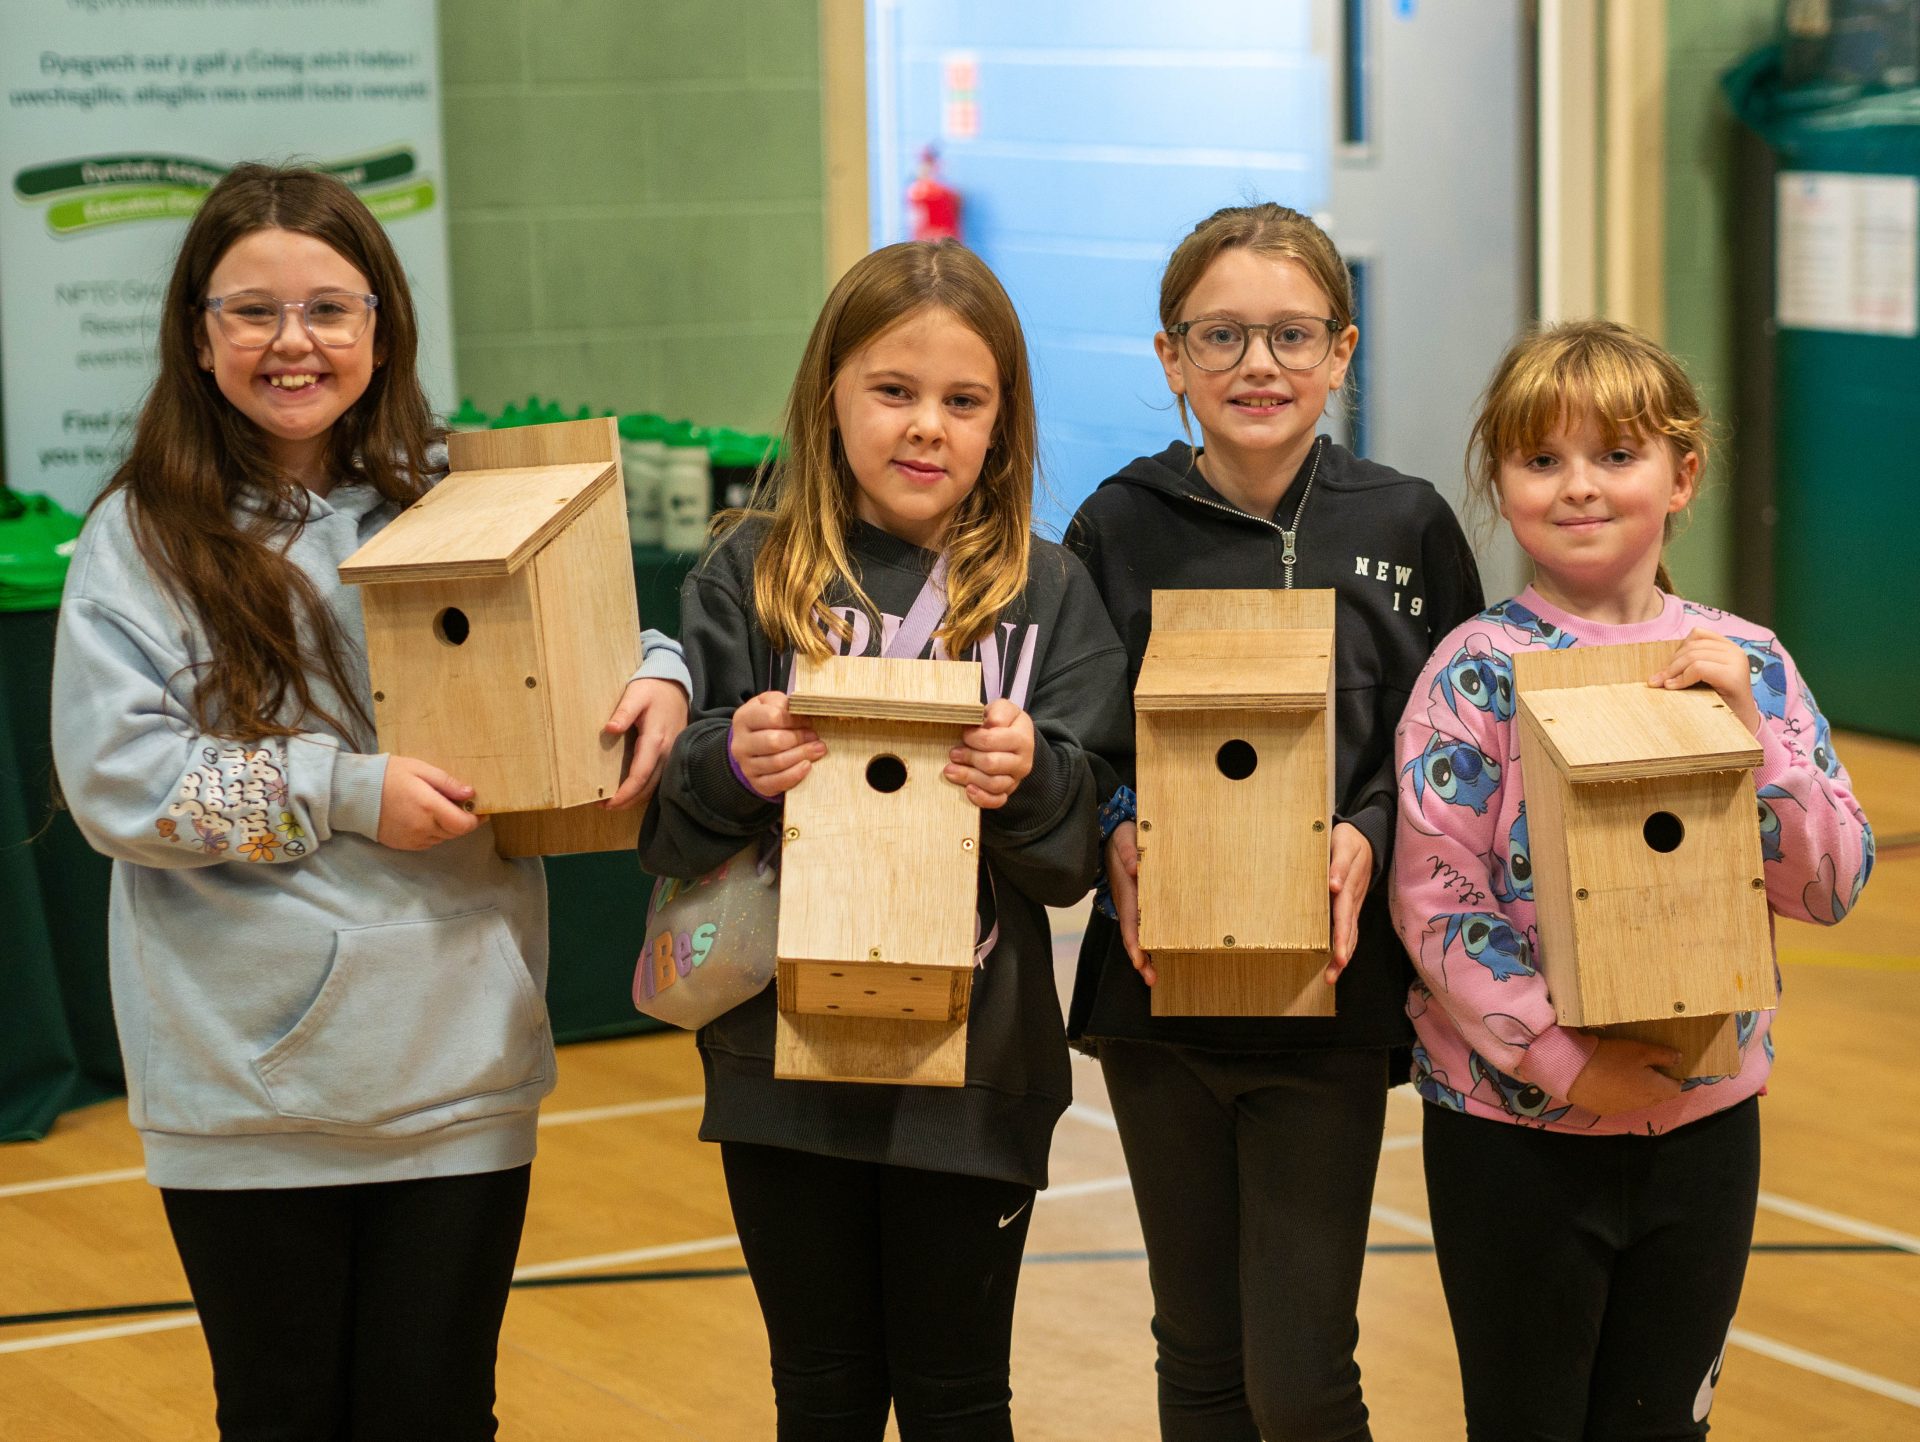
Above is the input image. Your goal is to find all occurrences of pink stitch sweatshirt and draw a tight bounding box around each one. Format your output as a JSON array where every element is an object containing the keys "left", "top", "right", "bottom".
[{"left": 1389, "top": 587, "right": 1875, "bottom": 1135}]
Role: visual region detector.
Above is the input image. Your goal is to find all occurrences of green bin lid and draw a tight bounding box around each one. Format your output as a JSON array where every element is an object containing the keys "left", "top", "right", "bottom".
[
  {"left": 0, "top": 490, "right": 85, "bottom": 612},
  {"left": 446, "top": 397, "right": 489, "bottom": 430}
]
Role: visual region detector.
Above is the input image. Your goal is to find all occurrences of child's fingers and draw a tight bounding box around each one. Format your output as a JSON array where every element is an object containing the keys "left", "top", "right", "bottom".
[
  {"left": 605, "top": 731, "right": 668, "bottom": 809},
  {"left": 412, "top": 761, "right": 476, "bottom": 803},
  {"left": 750, "top": 756, "right": 813, "bottom": 795},
  {"left": 966, "top": 782, "right": 1009, "bottom": 810},
  {"left": 946, "top": 762, "right": 1015, "bottom": 798},
  {"left": 603, "top": 684, "right": 646, "bottom": 734},
  {"left": 741, "top": 729, "right": 823, "bottom": 761},
  {"left": 420, "top": 785, "right": 479, "bottom": 840},
  {"left": 948, "top": 744, "right": 1027, "bottom": 778}
]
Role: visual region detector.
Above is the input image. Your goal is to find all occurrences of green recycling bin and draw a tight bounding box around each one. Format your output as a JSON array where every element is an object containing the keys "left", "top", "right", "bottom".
[{"left": 1727, "top": 49, "right": 1920, "bottom": 741}]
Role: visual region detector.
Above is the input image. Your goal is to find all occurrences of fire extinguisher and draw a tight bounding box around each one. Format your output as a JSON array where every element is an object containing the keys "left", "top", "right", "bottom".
[{"left": 907, "top": 145, "right": 961, "bottom": 243}]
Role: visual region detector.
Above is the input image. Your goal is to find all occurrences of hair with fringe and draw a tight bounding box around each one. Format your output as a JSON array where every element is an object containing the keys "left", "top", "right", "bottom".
[
  {"left": 1467, "top": 318, "right": 1710, "bottom": 592},
  {"left": 1158, "top": 202, "right": 1357, "bottom": 432},
  {"left": 718, "top": 240, "right": 1035, "bottom": 662},
  {"left": 96, "top": 162, "right": 439, "bottom": 743}
]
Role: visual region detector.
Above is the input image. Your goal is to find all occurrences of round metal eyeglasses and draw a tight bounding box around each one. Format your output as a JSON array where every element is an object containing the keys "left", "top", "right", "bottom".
[{"left": 1167, "top": 316, "right": 1342, "bottom": 372}]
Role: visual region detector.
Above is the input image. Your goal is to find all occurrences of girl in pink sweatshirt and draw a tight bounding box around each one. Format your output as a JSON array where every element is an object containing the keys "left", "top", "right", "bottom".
[{"left": 1390, "top": 320, "right": 1873, "bottom": 1440}]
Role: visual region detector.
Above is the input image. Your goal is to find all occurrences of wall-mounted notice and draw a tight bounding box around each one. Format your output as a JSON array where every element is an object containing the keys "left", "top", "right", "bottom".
[
  {"left": 1776, "top": 170, "right": 1919, "bottom": 339},
  {"left": 0, "top": 0, "right": 452, "bottom": 513}
]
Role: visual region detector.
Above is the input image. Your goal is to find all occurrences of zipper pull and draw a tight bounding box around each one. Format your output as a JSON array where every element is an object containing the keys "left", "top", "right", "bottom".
[{"left": 1281, "top": 531, "right": 1297, "bottom": 567}]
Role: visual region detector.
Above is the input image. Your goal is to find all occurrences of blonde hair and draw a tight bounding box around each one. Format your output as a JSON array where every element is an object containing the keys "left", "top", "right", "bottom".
[
  {"left": 1467, "top": 319, "right": 1710, "bottom": 592},
  {"left": 719, "top": 241, "right": 1035, "bottom": 662},
  {"left": 1158, "top": 202, "right": 1357, "bottom": 431}
]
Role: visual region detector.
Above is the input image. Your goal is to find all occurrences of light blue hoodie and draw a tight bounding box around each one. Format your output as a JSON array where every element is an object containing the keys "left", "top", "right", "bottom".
[{"left": 52, "top": 480, "right": 688, "bottom": 1189}]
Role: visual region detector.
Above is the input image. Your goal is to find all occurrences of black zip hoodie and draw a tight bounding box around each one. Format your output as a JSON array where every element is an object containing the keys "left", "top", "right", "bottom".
[
  {"left": 1065, "top": 437, "right": 1485, "bottom": 1052},
  {"left": 639, "top": 518, "right": 1131, "bottom": 1188}
]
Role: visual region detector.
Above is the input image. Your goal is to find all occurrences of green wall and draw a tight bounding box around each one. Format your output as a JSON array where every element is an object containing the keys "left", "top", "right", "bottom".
[
  {"left": 1663, "top": 0, "right": 1777, "bottom": 608},
  {"left": 437, "top": 0, "right": 828, "bottom": 431}
]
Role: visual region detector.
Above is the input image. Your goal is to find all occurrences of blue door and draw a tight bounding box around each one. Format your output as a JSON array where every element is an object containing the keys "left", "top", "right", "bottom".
[{"left": 869, "top": 1, "right": 1329, "bottom": 536}]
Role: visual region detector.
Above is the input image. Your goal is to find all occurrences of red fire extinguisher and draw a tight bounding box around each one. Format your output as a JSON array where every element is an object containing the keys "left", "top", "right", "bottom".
[{"left": 907, "top": 145, "right": 961, "bottom": 243}]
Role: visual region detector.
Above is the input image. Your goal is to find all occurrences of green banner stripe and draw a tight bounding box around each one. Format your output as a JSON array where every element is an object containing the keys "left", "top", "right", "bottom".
[
  {"left": 360, "top": 179, "right": 436, "bottom": 222},
  {"left": 15, "top": 148, "right": 416, "bottom": 201},
  {"left": 15, "top": 155, "right": 225, "bottom": 199},
  {"left": 48, "top": 186, "right": 216, "bottom": 234}
]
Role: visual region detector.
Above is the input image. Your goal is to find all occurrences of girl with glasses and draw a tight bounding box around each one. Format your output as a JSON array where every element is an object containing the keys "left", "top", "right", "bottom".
[
  {"left": 51, "top": 163, "right": 691, "bottom": 1440},
  {"left": 1064, "top": 202, "right": 1484, "bottom": 1441}
]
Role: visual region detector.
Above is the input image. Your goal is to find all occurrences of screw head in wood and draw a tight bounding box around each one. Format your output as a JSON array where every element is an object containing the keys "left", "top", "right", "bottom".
[
  {"left": 1222, "top": 934, "right": 1235, "bottom": 947},
  {"left": 784, "top": 826, "right": 800, "bottom": 841},
  {"left": 524, "top": 676, "right": 537, "bottom": 688},
  {"left": 1311, "top": 819, "right": 1325, "bottom": 832},
  {"left": 373, "top": 690, "right": 385, "bottom": 702},
  {"left": 1673, "top": 1001, "right": 1687, "bottom": 1013},
  {"left": 868, "top": 947, "right": 882, "bottom": 960},
  {"left": 1575, "top": 887, "right": 1589, "bottom": 900},
  {"left": 1750, "top": 877, "right": 1765, "bottom": 890},
  {"left": 962, "top": 837, "right": 975, "bottom": 852},
  {"left": 1139, "top": 820, "right": 1151, "bottom": 832}
]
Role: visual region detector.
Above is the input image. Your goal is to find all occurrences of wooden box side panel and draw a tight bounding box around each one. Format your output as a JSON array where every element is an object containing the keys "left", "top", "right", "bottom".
[
  {"left": 1562, "top": 773, "right": 1775, "bottom": 1022},
  {"left": 1150, "top": 950, "right": 1335, "bottom": 1017},
  {"left": 448, "top": 415, "right": 620, "bottom": 472},
  {"left": 777, "top": 716, "right": 980, "bottom": 970},
  {"left": 1136, "top": 708, "right": 1328, "bottom": 954},
  {"left": 362, "top": 577, "right": 558, "bottom": 812},
  {"left": 492, "top": 803, "right": 641, "bottom": 858},
  {"left": 1150, "top": 587, "right": 1336, "bottom": 633},
  {"left": 530, "top": 484, "right": 642, "bottom": 807},
  {"left": 774, "top": 1010, "right": 968, "bottom": 1087},
  {"left": 1511, "top": 638, "right": 1678, "bottom": 692},
  {"left": 1517, "top": 713, "right": 1586, "bottom": 1025}
]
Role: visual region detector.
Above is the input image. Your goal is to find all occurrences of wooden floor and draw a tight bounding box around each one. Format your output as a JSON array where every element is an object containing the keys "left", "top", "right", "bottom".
[{"left": 3, "top": 733, "right": 1916, "bottom": 1440}]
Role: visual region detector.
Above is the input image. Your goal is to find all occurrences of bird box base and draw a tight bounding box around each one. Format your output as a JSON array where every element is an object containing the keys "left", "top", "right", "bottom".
[
  {"left": 778, "top": 958, "right": 971, "bottom": 1022},
  {"left": 1148, "top": 949, "right": 1336, "bottom": 1017},
  {"left": 1596, "top": 1012, "right": 1747, "bottom": 1081},
  {"left": 492, "top": 803, "right": 641, "bottom": 858},
  {"left": 774, "top": 1009, "right": 967, "bottom": 1087}
]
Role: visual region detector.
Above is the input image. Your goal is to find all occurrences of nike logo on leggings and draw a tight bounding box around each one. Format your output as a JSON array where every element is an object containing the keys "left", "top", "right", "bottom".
[{"left": 998, "top": 1200, "right": 1030, "bottom": 1228}]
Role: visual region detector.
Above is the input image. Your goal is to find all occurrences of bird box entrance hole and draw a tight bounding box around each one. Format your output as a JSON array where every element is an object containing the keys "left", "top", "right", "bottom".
[
  {"left": 1643, "top": 810, "right": 1685, "bottom": 853},
  {"left": 433, "top": 606, "right": 471, "bottom": 647},
  {"left": 865, "top": 754, "right": 908, "bottom": 793},
  {"left": 1215, "top": 739, "right": 1258, "bottom": 780}
]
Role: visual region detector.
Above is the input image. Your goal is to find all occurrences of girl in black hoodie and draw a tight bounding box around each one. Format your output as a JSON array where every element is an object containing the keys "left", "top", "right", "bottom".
[
  {"left": 641, "top": 240, "right": 1129, "bottom": 1439},
  {"left": 1065, "top": 204, "right": 1483, "bottom": 1441}
]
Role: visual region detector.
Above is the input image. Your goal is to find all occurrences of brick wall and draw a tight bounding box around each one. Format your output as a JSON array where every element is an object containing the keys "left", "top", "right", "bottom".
[{"left": 437, "top": 0, "right": 828, "bottom": 431}]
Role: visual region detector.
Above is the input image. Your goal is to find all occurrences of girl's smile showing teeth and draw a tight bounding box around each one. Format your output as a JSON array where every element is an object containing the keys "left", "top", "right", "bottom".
[{"left": 266, "top": 373, "right": 323, "bottom": 390}]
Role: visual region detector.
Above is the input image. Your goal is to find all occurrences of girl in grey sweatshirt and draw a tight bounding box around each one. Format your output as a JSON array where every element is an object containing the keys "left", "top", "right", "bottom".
[{"left": 51, "top": 164, "right": 688, "bottom": 1440}]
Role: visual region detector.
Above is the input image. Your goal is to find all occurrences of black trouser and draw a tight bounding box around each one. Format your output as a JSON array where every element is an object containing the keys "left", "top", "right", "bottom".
[
  {"left": 720, "top": 1141, "right": 1036, "bottom": 1441},
  {"left": 1098, "top": 1041, "right": 1390, "bottom": 1442},
  {"left": 160, "top": 1165, "right": 531, "bottom": 1442},
  {"left": 1422, "top": 1098, "right": 1761, "bottom": 1442}
]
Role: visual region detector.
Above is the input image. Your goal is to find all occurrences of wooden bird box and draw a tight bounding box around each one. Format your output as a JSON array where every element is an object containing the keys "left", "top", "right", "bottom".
[
  {"left": 774, "top": 655, "right": 986, "bottom": 1087},
  {"left": 1515, "top": 640, "right": 1774, "bottom": 1079},
  {"left": 1135, "top": 589, "right": 1336, "bottom": 1017},
  {"left": 339, "top": 418, "right": 643, "bottom": 858}
]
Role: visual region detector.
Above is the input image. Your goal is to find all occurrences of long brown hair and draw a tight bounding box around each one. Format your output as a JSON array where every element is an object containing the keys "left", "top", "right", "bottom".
[
  {"left": 96, "top": 162, "right": 438, "bottom": 742},
  {"left": 721, "top": 240, "right": 1036, "bottom": 662},
  {"left": 1467, "top": 319, "right": 1710, "bottom": 592},
  {"left": 1158, "top": 202, "right": 1358, "bottom": 432}
]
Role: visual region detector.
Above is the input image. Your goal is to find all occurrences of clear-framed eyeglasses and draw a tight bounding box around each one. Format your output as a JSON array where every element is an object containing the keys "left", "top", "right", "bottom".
[
  {"left": 1166, "top": 315, "right": 1342, "bottom": 372},
  {"left": 203, "top": 290, "right": 379, "bottom": 349}
]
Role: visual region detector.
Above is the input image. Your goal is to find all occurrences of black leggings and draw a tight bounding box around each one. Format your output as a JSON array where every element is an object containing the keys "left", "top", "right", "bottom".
[
  {"left": 1423, "top": 1098, "right": 1761, "bottom": 1442},
  {"left": 720, "top": 1141, "right": 1036, "bottom": 1441},
  {"left": 160, "top": 1165, "right": 531, "bottom": 1442},
  {"left": 1098, "top": 1041, "right": 1390, "bottom": 1442}
]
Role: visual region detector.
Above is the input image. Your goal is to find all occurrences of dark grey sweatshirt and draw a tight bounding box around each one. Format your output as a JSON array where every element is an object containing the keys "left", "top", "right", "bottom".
[{"left": 638, "top": 518, "right": 1131, "bottom": 1189}]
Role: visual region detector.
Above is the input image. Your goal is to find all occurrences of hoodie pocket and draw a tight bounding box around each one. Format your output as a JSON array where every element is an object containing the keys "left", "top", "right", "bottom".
[{"left": 252, "top": 908, "right": 553, "bottom": 1132}]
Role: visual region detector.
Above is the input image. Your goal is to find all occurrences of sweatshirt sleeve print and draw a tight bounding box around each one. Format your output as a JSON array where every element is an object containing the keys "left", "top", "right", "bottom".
[
  {"left": 1708, "top": 622, "right": 1875, "bottom": 926},
  {"left": 52, "top": 596, "right": 386, "bottom": 868},
  {"left": 1391, "top": 624, "right": 1597, "bottom": 1096}
]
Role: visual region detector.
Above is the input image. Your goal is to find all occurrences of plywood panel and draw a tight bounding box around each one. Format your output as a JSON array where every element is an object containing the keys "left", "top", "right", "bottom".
[
  {"left": 340, "top": 463, "right": 616, "bottom": 583},
  {"left": 532, "top": 483, "right": 642, "bottom": 809},
  {"left": 1149, "top": 949, "right": 1334, "bottom": 1018},
  {"left": 781, "top": 957, "right": 969, "bottom": 1021},
  {"left": 1134, "top": 629, "right": 1332, "bottom": 712},
  {"left": 446, "top": 414, "right": 622, "bottom": 473},
  {"left": 1150, "top": 587, "right": 1336, "bottom": 633},
  {"left": 360, "top": 575, "right": 559, "bottom": 812},
  {"left": 492, "top": 803, "right": 641, "bottom": 859},
  {"left": 1598, "top": 1012, "right": 1741, "bottom": 1080},
  {"left": 1137, "top": 709, "right": 1328, "bottom": 956},
  {"left": 787, "top": 655, "right": 984, "bottom": 725},
  {"left": 774, "top": 1010, "right": 968, "bottom": 1086}
]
